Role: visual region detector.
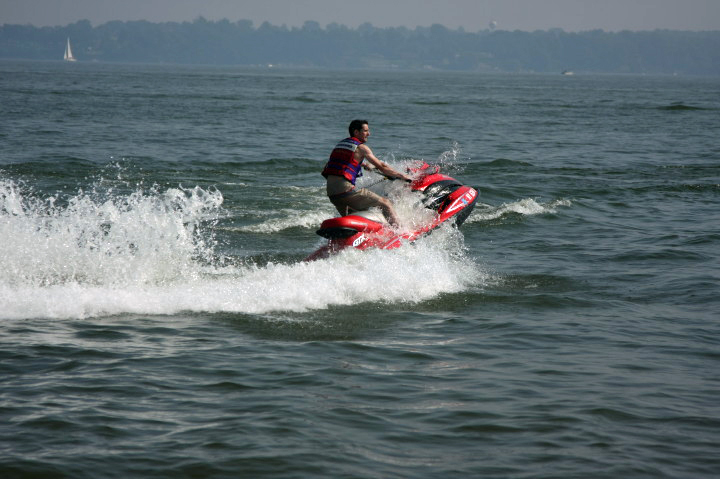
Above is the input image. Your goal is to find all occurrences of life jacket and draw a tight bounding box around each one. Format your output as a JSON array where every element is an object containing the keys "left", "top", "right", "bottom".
[{"left": 321, "top": 137, "right": 364, "bottom": 185}]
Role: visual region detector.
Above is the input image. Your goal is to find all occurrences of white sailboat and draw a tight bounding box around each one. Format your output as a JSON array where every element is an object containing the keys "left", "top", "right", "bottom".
[{"left": 63, "top": 37, "right": 77, "bottom": 62}]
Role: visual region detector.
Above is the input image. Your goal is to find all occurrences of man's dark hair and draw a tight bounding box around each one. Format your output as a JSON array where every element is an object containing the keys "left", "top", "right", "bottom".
[{"left": 348, "top": 119, "right": 368, "bottom": 138}]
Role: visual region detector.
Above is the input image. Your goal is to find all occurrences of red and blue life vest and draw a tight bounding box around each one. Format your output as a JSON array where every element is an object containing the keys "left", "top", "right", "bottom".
[{"left": 322, "top": 137, "right": 364, "bottom": 185}]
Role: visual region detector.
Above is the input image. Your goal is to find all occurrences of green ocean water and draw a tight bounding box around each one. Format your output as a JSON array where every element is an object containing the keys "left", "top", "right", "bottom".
[{"left": 1, "top": 61, "right": 719, "bottom": 478}]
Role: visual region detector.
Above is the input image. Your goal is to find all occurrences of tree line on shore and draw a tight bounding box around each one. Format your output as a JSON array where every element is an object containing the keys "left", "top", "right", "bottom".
[{"left": 1, "top": 18, "right": 719, "bottom": 75}]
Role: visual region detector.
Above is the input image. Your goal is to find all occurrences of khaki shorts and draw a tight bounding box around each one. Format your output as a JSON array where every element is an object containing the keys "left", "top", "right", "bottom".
[
  {"left": 329, "top": 187, "right": 385, "bottom": 216},
  {"left": 326, "top": 176, "right": 384, "bottom": 216}
]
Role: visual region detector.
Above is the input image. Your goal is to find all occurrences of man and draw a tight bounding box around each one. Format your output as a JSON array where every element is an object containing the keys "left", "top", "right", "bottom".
[{"left": 322, "top": 120, "right": 411, "bottom": 226}]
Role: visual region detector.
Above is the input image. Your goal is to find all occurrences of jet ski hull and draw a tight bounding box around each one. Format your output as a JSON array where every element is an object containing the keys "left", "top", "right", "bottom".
[{"left": 305, "top": 163, "right": 477, "bottom": 261}]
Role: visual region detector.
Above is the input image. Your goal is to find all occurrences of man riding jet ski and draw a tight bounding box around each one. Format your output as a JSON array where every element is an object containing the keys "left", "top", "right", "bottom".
[
  {"left": 322, "top": 119, "right": 412, "bottom": 227},
  {"left": 307, "top": 123, "right": 478, "bottom": 261}
]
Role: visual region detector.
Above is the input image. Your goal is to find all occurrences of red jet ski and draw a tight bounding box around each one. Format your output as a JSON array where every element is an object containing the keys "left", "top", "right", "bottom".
[{"left": 305, "top": 162, "right": 478, "bottom": 261}]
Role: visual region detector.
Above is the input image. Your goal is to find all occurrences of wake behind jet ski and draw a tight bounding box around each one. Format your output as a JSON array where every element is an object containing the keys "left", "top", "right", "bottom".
[{"left": 305, "top": 162, "right": 478, "bottom": 261}]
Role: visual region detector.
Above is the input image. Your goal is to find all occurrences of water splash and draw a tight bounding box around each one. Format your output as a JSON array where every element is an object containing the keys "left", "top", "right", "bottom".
[
  {"left": 1, "top": 175, "right": 484, "bottom": 320},
  {"left": 231, "top": 208, "right": 334, "bottom": 233},
  {"left": 1, "top": 175, "right": 222, "bottom": 308}
]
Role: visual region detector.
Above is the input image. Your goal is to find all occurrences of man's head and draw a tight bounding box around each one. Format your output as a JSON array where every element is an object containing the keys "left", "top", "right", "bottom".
[{"left": 349, "top": 119, "right": 370, "bottom": 142}]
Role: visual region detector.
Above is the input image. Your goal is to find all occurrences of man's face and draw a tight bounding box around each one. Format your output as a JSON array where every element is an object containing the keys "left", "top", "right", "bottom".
[{"left": 355, "top": 124, "right": 370, "bottom": 142}]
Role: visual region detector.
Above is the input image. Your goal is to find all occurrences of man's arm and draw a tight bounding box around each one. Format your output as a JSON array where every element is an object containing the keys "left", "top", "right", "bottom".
[{"left": 360, "top": 145, "right": 412, "bottom": 182}]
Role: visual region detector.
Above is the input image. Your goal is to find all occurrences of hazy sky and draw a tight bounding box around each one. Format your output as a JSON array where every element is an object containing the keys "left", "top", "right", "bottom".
[{"left": 2, "top": 0, "right": 719, "bottom": 32}]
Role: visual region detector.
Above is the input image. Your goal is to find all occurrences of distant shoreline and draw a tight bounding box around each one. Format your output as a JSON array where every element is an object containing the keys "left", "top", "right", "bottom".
[{"left": 2, "top": 20, "right": 719, "bottom": 75}]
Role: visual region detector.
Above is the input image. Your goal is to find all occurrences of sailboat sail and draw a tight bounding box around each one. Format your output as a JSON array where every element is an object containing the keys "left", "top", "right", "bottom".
[{"left": 64, "top": 37, "right": 77, "bottom": 62}]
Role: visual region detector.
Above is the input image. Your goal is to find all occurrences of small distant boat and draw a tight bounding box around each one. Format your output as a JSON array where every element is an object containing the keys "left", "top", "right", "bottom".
[
  {"left": 561, "top": 70, "right": 574, "bottom": 76},
  {"left": 63, "top": 37, "right": 77, "bottom": 62}
]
